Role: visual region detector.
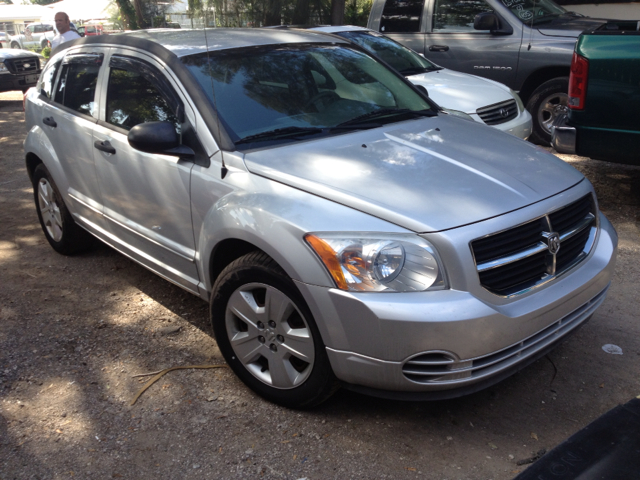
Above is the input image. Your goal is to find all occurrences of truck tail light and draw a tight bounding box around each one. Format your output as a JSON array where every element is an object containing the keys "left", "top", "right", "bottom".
[{"left": 568, "top": 52, "right": 589, "bottom": 110}]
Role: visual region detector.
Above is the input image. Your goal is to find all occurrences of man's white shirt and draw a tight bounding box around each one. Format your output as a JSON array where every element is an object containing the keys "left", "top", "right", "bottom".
[{"left": 51, "top": 30, "right": 80, "bottom": 49}]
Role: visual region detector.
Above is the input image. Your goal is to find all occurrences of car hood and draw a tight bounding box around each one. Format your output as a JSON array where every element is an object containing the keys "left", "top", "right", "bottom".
[
  {"left": 243, "top": 115, "right": 584, "bottom": 232},
  {"left": 406, "top": 68, "right": 512, "bottom": 114},
  {"left": 537, "top": 16, "right": 607, "bottom": 37},
  {"left": 0, "top": 49, "right": 40, "bottom": 60}
]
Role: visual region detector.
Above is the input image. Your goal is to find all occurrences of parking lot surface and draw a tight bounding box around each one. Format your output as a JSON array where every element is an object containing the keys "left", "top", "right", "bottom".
[{"left": 1, "top": 91, "right": 639, "bottom": 479}]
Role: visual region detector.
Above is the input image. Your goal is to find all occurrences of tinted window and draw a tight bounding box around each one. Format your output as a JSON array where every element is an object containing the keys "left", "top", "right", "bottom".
[
  {"left": 380, "top": 0, "right": 425, "bottom": 33},
  {"left": 337, "top": 31, "right": 439, "bottom": 74},
  {"left": 54, "top": 62, "right": 100, "bottom": 117},
  {"left": 40, "top": 59, "right": 62, "bottom": 99},
  {"left": 433, "top": 0, "right": 494, "bottom": 32},
  {"left": 500, "top": 0, "right": 565, "bottom": 25},
  {"left": 34, "top": 25, "right": 44, "bottom": 33},
  {"left": 105, "top": 68, "right": 179, "bottom": 132}
]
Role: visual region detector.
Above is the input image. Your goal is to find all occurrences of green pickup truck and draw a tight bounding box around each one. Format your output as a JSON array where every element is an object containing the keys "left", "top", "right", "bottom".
[{"left": 552, "top": 21, "right": 640, "bottom": 164}]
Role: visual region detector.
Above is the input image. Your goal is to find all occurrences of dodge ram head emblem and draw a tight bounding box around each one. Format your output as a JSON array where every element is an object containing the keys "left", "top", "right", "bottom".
[{"left": 545, "top": 232, "right": 561, "bottom": 255}]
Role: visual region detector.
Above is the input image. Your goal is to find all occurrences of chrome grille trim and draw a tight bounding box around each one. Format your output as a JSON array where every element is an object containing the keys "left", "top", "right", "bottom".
[
  {"left": 5, "top": 57, "right": 39, "bottom": 75},
  {"left": 470, "top": 195, "right": 597, "bottom": 296},
  {"left": 476, "top": 99, "right": 518, "bottom": 125},
  {"left": 402, "top": 285, "right": 608, "bottom": 384}
]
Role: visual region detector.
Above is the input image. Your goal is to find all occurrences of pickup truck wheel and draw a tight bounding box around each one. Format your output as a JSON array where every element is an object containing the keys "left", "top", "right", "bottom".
[
  {"left": 11, "top": 42, "right": 21, "bottom": 49},
  {"left": 210, "top": 252, "right": 338, "bottom": 408},
  {"left": 32, "top": 164, "right": 94, "bottom": 255},
  {"left": 526, "top": 77, "right": 569, "bottom": 145}
]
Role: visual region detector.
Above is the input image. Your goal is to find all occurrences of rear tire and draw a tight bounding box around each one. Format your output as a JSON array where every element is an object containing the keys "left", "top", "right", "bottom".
[
  {"left": 32, "top": 163, "right": 93, "bottom": 255},
  {"left": 210, "top": 252, "right": 338, "bottom": 408},
  {"left": 526, "top": 77, "right": 569, "bottom": 146}
]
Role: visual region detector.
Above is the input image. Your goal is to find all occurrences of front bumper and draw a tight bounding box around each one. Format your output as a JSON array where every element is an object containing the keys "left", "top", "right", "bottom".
[
  {"left": 296, "top": 202, "right": 617, "bottom": 399},
  {"left": 551, "top": 113, "right": 577, "bottom": 154},
  {"left": 0, "top": 72, "right": 39, "bottom": 93}
]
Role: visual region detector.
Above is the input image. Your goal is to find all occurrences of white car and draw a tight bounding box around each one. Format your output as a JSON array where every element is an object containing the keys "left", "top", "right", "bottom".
[{"left": 311, "top": 26, "right": 532, "bottom": 139}]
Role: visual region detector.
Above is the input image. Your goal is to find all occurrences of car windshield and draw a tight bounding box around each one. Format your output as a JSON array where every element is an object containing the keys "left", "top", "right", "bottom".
[
  {"left": 335, "top": 30, "right": 441, "bottom": 75},
  {"left": 500, "top": 0, "right": 567, "bottom": 25},
  {"left": 181, "top": 43, "right": 434, "bottom": 146}
]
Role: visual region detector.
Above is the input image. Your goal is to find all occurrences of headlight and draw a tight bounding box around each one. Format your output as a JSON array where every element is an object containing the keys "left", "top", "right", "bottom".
[
  {"left": 304, "top": 233, "right": 447, "bottom": 292},
  {"left": 510, "top": 88, "right": 525, "bottom": 112},
  {"left": 0, "top": 62, "right": 8, "bottom": 74}
]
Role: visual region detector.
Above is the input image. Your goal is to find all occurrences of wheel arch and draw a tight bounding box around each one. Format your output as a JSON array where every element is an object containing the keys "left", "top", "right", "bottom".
[
  {"left": 25, "top": 152, "right": 42, "bottom": 183},
  {"left": 518, "top": 66, "right": 570, "bottom": 104},
  {"left": 208, "top": 238, "right": 265, "bottom": 290}
]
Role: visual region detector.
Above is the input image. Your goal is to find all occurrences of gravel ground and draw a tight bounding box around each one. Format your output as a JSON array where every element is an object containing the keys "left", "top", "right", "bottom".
[{"left": 1, "top": 90, "right": 639, "bottom": 480}]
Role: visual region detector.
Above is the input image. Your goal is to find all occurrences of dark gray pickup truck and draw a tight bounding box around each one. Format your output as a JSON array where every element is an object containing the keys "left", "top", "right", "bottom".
[{"left": 367, "top": 0, "right": 606, "bottom": 144}]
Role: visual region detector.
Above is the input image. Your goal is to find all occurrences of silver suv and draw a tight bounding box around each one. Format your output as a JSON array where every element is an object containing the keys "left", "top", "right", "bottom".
[{"left": 24, "top": 29, "right": 617, "bottom": 408}]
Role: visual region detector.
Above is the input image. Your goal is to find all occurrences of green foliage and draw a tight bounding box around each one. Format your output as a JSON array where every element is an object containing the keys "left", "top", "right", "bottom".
[
  {"left": 41, "top": 46, "right": 51, "bottom": 59},
  {"left": 26, "top": 0, "right": 59, "bottom": 4},
  {"left": 345, "top": 0, "right": 372, "bottom": 26}
]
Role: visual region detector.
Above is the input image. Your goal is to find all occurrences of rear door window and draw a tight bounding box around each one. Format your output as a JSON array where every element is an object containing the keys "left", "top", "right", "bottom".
[
  {"left": 380, "top": 0, "right": 425, "bottom": 33},
  {"left": 53, "top": 53, "right": 103, "bottom": 117},
  {"left": 39, "top": 58, "right": 62, "bottom": 99}
]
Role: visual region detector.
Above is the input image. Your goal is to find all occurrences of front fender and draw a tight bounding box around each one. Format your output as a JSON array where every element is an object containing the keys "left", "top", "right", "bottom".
[{"left": 190, "top": 163, "right": 411, "bottom": 294}]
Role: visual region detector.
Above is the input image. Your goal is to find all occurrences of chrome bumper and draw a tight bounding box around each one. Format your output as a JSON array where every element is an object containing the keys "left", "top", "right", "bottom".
[{"left": 551, "top": 113, "right": 576, "bottom": 154}]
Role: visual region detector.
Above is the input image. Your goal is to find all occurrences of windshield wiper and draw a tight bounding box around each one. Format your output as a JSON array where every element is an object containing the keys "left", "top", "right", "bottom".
[
  {"left": 336, "top": 108, "right": 436, "bottom": 128},
  {"left": 235, "top": 126, "right": 323, "bottom": 145}
]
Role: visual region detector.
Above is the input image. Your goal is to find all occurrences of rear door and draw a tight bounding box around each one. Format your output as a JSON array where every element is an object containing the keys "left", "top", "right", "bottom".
[
  {"left": 40, "top": 50, "right": 106, "bottom": 229},
  {"left": 92, "top": 50, "right": 202, "bottom": 292}
]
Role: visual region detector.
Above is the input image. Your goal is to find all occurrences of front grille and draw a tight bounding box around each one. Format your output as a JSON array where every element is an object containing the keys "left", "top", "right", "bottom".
[
  {"left": 4, "top": 57, "right": 39, "bottom": 75},
  {"left": 471, "top": 195, "right": 597, "bottom": 296},
  {"left": 476, "top": 99, "right": 518, "bottom": 125},
  {"left": 402, "top": 285, "right": 608, "bottom": 384}
]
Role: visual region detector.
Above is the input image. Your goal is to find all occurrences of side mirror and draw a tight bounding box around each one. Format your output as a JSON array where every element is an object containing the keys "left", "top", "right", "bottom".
[
  {"left": 128, "top": 121, "right": 194, "bottom": 158},
  {"left": 474, "top": 12, "right": 513, "bottom": 35}
]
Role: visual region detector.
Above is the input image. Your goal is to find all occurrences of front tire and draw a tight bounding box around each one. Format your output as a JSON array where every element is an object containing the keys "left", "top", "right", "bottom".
[
  {"left": 526, "top": 77, "right": 569, "bottom": 146},
  {"left": 32, "top": 163, "right": 93, "bottom": 255},
  {"left": 210, "top": 252, "right": 338, "bottom": 408},
  {"left": 11, "top": 42, "right": 21, "bottom": 49}
]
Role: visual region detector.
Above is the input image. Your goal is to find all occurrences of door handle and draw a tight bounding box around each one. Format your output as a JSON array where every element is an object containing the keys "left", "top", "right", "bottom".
[
  {"left": 94, "top": 140, "right": 116, "bottom": 155},
  {"left": 42, "top": 116, "right": 57, "bottom": 127},
  {"left": 429, "top": 45, "right": 450, "bottom": 52}
]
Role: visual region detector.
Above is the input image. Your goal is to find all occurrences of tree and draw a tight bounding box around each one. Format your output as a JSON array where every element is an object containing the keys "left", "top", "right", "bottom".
[
  {"left": 113, "top": 0, "right": 139, "bottom": 29},
  {"left": 330, "top": 0, "right": 345, "bottom": 24}
]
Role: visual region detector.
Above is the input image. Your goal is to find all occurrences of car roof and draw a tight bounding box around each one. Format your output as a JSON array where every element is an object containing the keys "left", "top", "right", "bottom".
[{"left": 70, "top": 28, "right": 350, "bottom": 58}]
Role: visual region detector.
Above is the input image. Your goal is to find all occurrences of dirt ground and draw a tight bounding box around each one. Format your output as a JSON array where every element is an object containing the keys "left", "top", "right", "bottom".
[{"left": 1, "top": 91, "right": 639, "bottom": 480}]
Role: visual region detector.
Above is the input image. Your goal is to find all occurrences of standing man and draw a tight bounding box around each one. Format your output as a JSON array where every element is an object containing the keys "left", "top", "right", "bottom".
[{"left": 51, "top": 12, "right": 80, "bottom": 49}]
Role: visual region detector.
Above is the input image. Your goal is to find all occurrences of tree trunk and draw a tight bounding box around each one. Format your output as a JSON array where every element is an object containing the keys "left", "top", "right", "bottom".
[
  {"left": 263, "top": 0, "right": 282, "bottom": 26},
  {"left": 133, "top": 0, "right": 148, "bottom": 29},
  {"left": 292, "top": 0, "right": 310, "bottom": 25},
  {"left": 114, "top": 0, "right": 138, "bottom": 30},
  {"left": 330, "top": 0, "right": 345, "bottom": 25}
]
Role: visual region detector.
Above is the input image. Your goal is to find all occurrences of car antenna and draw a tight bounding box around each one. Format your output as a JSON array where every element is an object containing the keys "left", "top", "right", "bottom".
[
  {"left": 203, "top": 19, "right": 228, "bottom": 179},
  {"left": 528, "top": 0, "right": 536, "bottom": 50}
]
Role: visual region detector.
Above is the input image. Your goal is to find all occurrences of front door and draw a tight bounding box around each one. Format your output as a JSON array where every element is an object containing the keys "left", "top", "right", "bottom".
[
  {"left": 422, "top": 0, "right": 521, "bottom": 87},
  {"left": 92, "top": 51, "right": 200, "bottom": 292}
]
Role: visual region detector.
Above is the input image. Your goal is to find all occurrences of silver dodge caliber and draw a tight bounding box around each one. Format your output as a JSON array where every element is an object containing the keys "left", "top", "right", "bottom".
[{"left": 24, "top": 29, "right": 617, "bottom": 408}]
